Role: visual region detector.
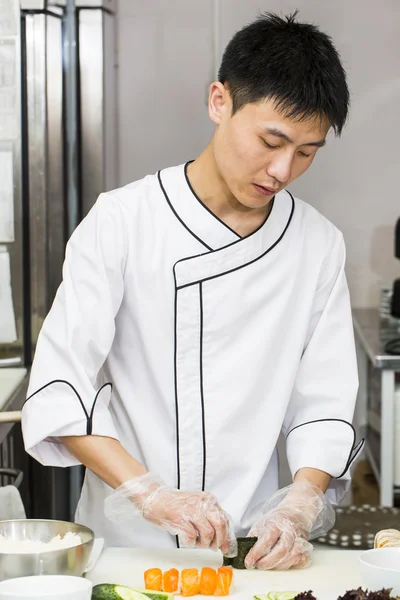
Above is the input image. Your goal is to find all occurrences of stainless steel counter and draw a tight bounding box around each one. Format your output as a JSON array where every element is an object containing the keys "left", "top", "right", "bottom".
[
  {"left": 353, "top": 308, "right": 400, "bottom": 507},
  {"left": 353, "top": 308, "right": 400, "bottom": 369}
]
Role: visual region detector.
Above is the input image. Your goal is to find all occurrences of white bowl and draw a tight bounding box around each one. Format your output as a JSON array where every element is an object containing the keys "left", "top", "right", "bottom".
[
  {"left": 359, "top": 548, "right": 400, "bottom": 594},
  {"left": 0, "top": 575, "right": 92, "bottom": 599}
]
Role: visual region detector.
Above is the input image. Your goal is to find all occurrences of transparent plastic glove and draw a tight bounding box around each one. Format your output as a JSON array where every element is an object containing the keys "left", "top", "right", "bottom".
[
  {"left": 245, "top": 482, "right": 335, "bottom": 571},
  {"left": 104, "top": 472, "right": 237, "bottom": 557}
]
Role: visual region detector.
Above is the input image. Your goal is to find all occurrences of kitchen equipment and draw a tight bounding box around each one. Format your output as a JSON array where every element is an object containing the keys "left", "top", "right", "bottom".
[
  {"left": 359, "top": 547, "right": 400, "bottom": 595},
  {"left": 0, "top": 519, "right": 94, "bottom": 581},
  {"left": 315, "top": 505, "right": 400, "bottom": 549},
  {"left": 0, "top": 411, "right": 21, "bottom": 423},
  {"left": 0, "top": 575, "right": 92, "bottom": 599},
  {"left": 0, "top": 0, "right": 118, "bottom": 523},
  {"left": 384, "top": 217, "right": 400, "bottom": 353}
]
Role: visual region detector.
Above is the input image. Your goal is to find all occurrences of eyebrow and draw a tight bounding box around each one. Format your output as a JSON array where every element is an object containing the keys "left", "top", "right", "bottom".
[{"left": 264, "top": 127, "right": 326, "bottom": 148}]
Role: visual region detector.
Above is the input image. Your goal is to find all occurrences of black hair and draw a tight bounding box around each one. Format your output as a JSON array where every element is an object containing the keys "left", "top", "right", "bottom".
[{"left": 218, "top": 11, "right": 349, "bottom": 135}]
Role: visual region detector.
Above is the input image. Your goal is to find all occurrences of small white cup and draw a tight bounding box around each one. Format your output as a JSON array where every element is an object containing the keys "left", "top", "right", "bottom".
[
  {"left": 359, "top": 548, "right": 400, "bottom": 595},
  {"left": 0, "top": 575, "right": 92, "bottom": 600}
]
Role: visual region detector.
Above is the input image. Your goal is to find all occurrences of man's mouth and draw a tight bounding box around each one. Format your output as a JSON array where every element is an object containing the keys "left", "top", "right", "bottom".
[{"left": 253, "top": 184, "right": 278, "bottom": 196}]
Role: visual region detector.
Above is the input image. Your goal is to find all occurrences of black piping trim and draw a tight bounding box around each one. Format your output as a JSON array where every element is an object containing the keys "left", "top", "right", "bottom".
[
  {"left": 241, "top": 197, "right": 275, "bottom": 240},
  {"left": 184, "top": 161, "right": 275, "bottom": 243},
  {"left": 184, "top": 161, "right": 242, "bottom": 239},
  {"left": 24, "top": 379, "right": 113, "bottom": 436},
  {"left": 286, "top": 418, "right": 365, "bottom": 479},
  {"left": 173, "top": 278, "right": 181, "bottom": 492},
  {"left": 159, "top": 167, "right": 276, "bottom": 255},
  {"left": 173, "top": 271, "right": 180, "bottom": 550},
  {"left": 165, "top": 169, "right": 292, "bottom": 544},
  {"left": 158, "top": 171, "right": 212, "bottom": 251},
  {"left": 174, "top": 192, "right": 293, "bottom": 290},
  {"left": 199, "top": 282, "right": 206, "bottom": 491},
  {"left": 339, "top": 438, "right": 365, "bottom": 479},
  {"left": 88, "top": 382, "right": 113, "bottom": 435}
]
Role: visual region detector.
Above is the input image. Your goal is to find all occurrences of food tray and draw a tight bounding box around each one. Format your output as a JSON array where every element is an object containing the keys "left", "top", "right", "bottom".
[{"left": 315, "top": 504, "right": 400, "bottom": 549}]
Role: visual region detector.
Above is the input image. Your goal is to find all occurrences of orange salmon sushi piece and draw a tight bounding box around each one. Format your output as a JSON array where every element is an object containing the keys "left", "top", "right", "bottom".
[
  {"left": 214, "top": 566, "right": 233, "bottom": 596},
  {"left": 199, "top": 567, "right": 217, "bottom": 595},
  {"left": 181, "top": 568, "right": 200, "bottom": 597},
  {"left": 163, "top": 568, "right": 179, "bottom": 593},
  {"left": 144, "top": 568, "right": 162, "bottom": 591}
]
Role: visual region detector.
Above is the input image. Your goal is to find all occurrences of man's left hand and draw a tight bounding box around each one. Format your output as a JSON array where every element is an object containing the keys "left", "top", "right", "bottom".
[{"left": 244, "top": 481, "right": 335, "bottom": 570}]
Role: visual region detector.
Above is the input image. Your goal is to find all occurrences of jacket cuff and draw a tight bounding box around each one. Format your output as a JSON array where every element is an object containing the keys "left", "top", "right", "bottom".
[
  {"left": 286, "top": 419, "right": 364, "bottom": 480},
  {"left": 22, "top": 380, "right": 119, "bottom": 467}
]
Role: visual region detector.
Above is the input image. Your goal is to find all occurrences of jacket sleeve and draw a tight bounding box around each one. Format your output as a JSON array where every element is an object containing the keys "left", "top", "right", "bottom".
[
  {"left": 22, "top": 192, "right": 127, "bottom": 467},
  {"left": 282, "top": 231, "right": 363, "bottom": 504}
]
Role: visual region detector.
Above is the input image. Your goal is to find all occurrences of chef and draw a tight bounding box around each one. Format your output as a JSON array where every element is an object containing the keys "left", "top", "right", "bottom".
[{"left": 22, "top": 11, "right": 363, "bottom": 570}]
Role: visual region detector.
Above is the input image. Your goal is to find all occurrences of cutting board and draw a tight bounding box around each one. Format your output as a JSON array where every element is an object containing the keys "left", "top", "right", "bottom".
[{"left": 86, "top": 547, "right": 364, "bottom": 600}]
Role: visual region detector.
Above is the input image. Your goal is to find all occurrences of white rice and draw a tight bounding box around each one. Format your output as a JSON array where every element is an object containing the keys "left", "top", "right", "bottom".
[{"left": 0, "top": 531, "right": 83, "bottom": 554}]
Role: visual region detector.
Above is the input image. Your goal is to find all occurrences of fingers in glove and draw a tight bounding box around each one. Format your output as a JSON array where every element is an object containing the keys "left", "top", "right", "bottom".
[
  {"left": 224, "top": 525, "right": 238, "bottom": 558},
  {"left": 292, "top": 553, "right": 311, "bottom": 569},
  {"left": 205, "top": 504, "right": 228, "bottom": 551},
  {"left": 169, "top": 520, "right": 199, "bottom": 548},
  {"left": 217, "top": 517, "right": 237, "bottom": 558},
  {"left": 249, "top": 529, "right": 296, "bottom": 570},
  {"left": 288, "top": 539, "right": 313, "bottom": 570},
  {"left": 206, "top": 504, "right": 237, "bottom": 555},
  {"left": 191, "top": 514, "right": 217, "bottom": 549},
  {"left": 244, "top": 523, "right": 282, "bottom": 569},
  {"left": 200, "top": 496, "right": 237, "bottom": 556},
  {"left": 265, "top": 537, "right": 312, "bottom": 571}
]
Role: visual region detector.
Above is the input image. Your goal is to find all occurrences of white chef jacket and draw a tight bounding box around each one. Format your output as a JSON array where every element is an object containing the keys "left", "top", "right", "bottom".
[{"left": 22, "top": 163, "right": 362, "bottom": 548}]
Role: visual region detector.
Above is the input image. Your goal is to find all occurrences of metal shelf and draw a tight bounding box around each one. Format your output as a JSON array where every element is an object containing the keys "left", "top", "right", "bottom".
[{"left": 364, "top": 439, "right": 381, "bottom": 485}]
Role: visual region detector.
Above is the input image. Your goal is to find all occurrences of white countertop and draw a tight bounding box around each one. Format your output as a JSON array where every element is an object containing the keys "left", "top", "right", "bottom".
[
  {"left": 86, "top": 547, "right": 364, "bottom": 600},
  {"left": 0, "top": 368, "right": 27, "bottom": 411}
]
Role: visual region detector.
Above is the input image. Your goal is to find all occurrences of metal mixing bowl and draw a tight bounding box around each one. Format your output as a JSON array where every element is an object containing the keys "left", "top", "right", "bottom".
[{"left": 0, "top": 519, "right": 94, "bottom": 581}]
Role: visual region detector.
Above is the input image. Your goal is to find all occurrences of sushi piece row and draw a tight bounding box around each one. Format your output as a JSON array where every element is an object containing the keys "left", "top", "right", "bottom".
[{"left": 144, "top": 566, "right": 233, "bottom": 596}]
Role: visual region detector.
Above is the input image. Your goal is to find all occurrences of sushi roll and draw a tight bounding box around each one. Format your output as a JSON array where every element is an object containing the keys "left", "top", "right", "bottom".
[
  {"left": 144, "top": 568, "right": 163, "bottom": 591},
  {"left": 214, "top": 566, "right": 233, "bottom": 596},
  {"left": 199, "top": 567, "right": 218, "bottom": 595},
  {"left": 223, "top": 536, "right": 257, "bottom": 569},
  {"left": 162, "top": 568, "right": 179, "bottom": 593},
  {"left": 181, "top": 568, "right": 200, "bottom": 597}
]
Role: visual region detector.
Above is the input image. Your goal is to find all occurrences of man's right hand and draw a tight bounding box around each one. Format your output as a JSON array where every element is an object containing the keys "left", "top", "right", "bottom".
[{"left": 104, "top": 472, "right": 237, "bottom": 557}]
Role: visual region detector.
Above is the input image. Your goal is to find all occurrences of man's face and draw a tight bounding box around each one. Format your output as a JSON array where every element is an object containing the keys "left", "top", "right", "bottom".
[{"left": 209, "top": 84, "right": 330, "bottom": 209}]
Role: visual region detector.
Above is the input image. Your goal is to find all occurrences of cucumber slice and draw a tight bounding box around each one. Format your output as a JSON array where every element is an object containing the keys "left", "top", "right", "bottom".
[
  {"left": 130, "top": 590, "right": 174, "bottom": 600},
  {"left": 254, "top": 592, "right": 298, "bottom": 600},
  {"left": 92, "top": 585, "right": 147, "bottom": 600},
  {"left": 91, "top": 585, "right": 174, "bottom": 600},
  {"left": 115, "top": 588, "right": 174, "bottom": 600}
]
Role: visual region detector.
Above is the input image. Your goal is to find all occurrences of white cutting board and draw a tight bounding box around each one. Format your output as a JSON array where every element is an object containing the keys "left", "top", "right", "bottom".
[{"left": 86, "top": 547, "right": 364, "bottom": 600}]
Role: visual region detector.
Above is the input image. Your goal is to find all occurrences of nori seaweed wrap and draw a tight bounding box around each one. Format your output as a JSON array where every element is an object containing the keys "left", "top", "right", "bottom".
[{"left": 223, "top": 536, "right": 258, "bottom": 569}]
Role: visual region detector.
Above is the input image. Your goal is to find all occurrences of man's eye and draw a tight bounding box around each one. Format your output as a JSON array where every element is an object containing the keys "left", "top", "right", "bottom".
[{"left": 263, "top": 140, "right": 278, "bottom": 149}]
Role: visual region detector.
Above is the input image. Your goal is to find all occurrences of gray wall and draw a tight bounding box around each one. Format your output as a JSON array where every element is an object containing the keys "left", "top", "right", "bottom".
[{"left": 116, "top": 0, "right": 400, "bottom": 309}]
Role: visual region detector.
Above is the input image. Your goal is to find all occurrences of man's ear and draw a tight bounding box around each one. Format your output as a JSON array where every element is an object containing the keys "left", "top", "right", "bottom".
[{"left": 208, "top": 82, "right": 230, "bottom": 125}]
